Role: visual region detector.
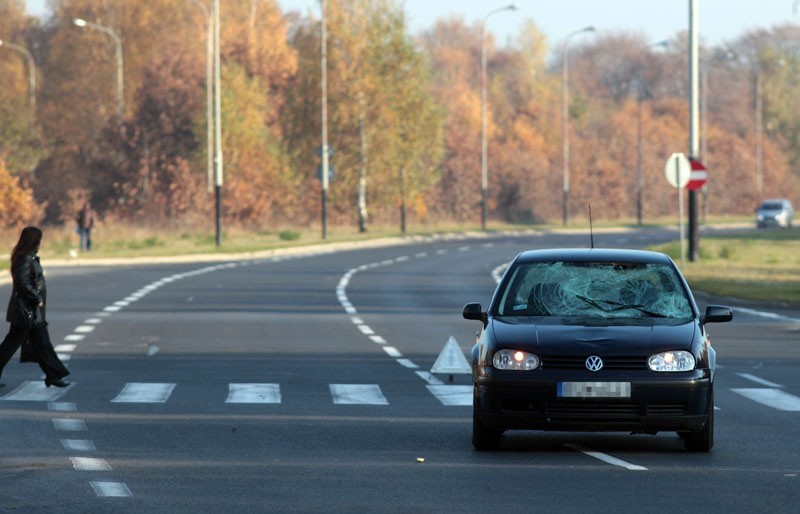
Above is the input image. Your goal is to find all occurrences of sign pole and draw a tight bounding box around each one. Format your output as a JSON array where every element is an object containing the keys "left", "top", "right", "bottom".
[
  {"left": 688, "top": 0, "right": 700, "bottom": 261},
  {"left": 676, "top": 158, "right": 685, "bottom": 265}
]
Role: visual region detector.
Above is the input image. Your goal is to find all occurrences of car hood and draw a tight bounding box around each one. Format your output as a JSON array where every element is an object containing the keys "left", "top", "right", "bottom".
[{"left": 490, "top": 318, "right": 697, "bottom": 354}]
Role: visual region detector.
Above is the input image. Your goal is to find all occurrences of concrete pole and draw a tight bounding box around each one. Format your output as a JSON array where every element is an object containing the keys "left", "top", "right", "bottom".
[{"left": 688, "top": 0, "right": 700, "bottom": 261}]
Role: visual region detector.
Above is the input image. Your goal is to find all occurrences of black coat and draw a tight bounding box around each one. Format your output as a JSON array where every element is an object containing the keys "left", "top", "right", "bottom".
[{"left": 6, "top": 253, "right": 47, "bottom": 326}]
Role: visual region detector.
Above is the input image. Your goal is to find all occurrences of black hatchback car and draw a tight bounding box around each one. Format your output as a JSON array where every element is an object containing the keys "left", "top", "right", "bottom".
[{"left": 463, "top": 248, "right": 732, "bottom": 452}]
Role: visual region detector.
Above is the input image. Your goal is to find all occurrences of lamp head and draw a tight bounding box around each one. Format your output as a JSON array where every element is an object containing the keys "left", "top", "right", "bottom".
[
  {"left": 584, "top": 25, "right": 596, "bottom": 33},
  {"left": 73, "top": 18, "right": 88, "bottom": 27},
  {"left": 508, "top": 3, "right": 519, "bottom": 10}
]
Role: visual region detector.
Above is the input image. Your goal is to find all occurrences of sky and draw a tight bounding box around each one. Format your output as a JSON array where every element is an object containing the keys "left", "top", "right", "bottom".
[{"left": 24, "top": 0, "right": 800, "bottom": 50}]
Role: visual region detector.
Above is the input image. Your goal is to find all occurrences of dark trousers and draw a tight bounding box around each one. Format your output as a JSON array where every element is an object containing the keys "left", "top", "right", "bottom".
[{"left": 0, "top": 323, "right": 70, "bottom": 381}]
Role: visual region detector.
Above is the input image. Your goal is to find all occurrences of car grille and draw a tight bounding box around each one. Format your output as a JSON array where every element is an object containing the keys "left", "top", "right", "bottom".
[
  {"left": 540, "top": 355, "right": 648, "bottom": 371},
  {"left": 500, "top": 400, "right": 688, "bottom": 418}
]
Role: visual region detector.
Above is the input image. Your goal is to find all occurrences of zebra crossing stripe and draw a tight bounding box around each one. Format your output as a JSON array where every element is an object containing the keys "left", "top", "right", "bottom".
[
  {"left": 70, "top": 457, "right": 111, "bottom": 471},
  {"left": 111, "top": 383, "right": 176, "bottom": 403},
  {"left": 1, "top": 381, "right": 74, "bottom": 401},
  {"left": 330, "top": 384, "right": 388, "bottom": 405},
  {"left": 90, "top": 481, "right": 132, "bottom": 498},
  {"left": 226, "top": 383, "right": 281, "bottom": 403},
  {"left": 61, "top": 439, "right": 97, "bottom": 451},
  {"left": 426, "top": 385, "right": 472, "bottom": 406},
  {"left": 732, "top": 388, "right": 800, "bottom": 411}
]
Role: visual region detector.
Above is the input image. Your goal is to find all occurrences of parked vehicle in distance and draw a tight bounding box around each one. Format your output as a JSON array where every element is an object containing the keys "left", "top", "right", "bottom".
[
  {"left": 463, "top": 248, "right": 733, "bottom": 452},
  {"left": 755, "top": 198, "right": 794, "bottom": 228}
]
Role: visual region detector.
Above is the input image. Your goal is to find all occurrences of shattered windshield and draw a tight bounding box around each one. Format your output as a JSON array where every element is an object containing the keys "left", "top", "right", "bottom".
[{"left": 495, "top": 261, "right": 693, "bottom": 321}]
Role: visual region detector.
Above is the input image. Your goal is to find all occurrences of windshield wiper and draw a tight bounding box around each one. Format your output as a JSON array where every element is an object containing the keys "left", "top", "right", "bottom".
[{"left": 575, "top": 295, "right": 666, "bottom": 318}]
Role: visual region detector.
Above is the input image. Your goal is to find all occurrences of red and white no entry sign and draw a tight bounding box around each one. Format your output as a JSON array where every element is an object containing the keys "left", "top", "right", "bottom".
[{"left": 686, "top": 159, "right": 707, "bottom": 190}]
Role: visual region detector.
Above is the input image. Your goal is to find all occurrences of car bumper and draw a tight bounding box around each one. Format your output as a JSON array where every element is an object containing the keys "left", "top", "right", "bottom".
[{"left": 475, "top": 372, "right": 711, "bottom": 433}]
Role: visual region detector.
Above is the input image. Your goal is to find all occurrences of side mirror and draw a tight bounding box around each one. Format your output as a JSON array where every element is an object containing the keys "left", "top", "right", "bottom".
[
  {"left": 701, "top": 305, "right": 733, "bottom": 324},
  {"left": 462, "top": 302, "right": 486, "bottom": 323}
]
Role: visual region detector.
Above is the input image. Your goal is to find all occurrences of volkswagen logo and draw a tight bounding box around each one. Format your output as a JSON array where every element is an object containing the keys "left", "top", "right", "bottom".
[{"left": 585, "top": 355, "right": 603, "bottom": 372}]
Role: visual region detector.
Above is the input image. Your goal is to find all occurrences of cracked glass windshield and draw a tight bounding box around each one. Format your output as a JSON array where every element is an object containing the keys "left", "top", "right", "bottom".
[{"left": 496, "top": 262, "right": 693, "bottom": 322}]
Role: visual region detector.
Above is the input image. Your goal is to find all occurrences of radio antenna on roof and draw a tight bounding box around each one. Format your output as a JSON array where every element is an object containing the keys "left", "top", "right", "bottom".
[{"left": 588, "top": 204, "right": 594, "bottom": 249}]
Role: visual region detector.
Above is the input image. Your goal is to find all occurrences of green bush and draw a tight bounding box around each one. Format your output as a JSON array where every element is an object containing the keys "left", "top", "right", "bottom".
[{"left": 279, "top": 230, "right": 301, "bottom": 241}]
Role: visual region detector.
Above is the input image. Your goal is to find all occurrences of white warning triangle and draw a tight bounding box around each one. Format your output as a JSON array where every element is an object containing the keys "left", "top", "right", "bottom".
[{"left": 430, "top": 336, "right": 471, "bottom": 375}]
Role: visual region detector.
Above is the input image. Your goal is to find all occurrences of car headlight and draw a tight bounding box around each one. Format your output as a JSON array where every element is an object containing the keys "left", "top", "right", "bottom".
[
  {"left": 492, "top": 349, "right": 540, "bottom": 370},
  {"left": 648, "top": 351, "right": 695, "bottom": 372}
]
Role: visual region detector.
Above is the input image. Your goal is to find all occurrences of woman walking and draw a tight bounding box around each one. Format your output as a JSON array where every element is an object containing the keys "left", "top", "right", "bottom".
[{"left": 0, "top": 226, "right": 70, "bottom": 388}]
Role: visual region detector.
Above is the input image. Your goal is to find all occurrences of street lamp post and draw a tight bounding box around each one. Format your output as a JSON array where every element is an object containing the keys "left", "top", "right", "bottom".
[
  {"left": 0, "top": 39, "right": 36, "bottom": 120},
  {"left": 73, "top": 18, "right": 124, "bottom": 120},
  {"left": 561, "top": 25, "right": 595, "bottom": 226},
  {"left": 635, "top": 40, "right": 669, "bottom": 225},
  {"left": 189, "top": 0, "right": 214, "bottom": 193},
  {"left": 480, "top": 3, "right": 518, "bottom": 231}
]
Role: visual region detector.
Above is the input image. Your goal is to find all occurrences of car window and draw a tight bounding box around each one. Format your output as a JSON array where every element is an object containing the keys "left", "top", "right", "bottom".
[
  {"left": 760, "top": 202, "right": 785, "bottom": 210},
  {"left": 496, "top": 261, "right": 693, "bottom": 320}
]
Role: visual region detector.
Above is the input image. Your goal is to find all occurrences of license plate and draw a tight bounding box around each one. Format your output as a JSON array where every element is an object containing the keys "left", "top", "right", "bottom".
[{"left": 557, "top": 381, "right": 631, "bottom": 398}]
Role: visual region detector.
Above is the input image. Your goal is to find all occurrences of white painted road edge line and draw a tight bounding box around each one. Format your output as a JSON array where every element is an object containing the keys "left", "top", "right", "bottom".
[
  {"left": 737, "top": 373, "right": 782, "bottom": 388},
  {"left": 564, "top": 443, "right": 648, "bottom": 471},
  {"left": 734, "top": 306, "right": 800, "bottom": 324}
]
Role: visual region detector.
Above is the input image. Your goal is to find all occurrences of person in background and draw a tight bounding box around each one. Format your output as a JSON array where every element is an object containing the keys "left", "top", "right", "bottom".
[
  {"left": 0, "top": 227, "right": 70, "bottom": 388},
  {"left": 76, "top": 200, "right": 96, "bottom": 251}
]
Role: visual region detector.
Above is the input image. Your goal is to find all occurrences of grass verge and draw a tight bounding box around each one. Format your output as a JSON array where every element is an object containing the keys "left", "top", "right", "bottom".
[{"left": 650, "top": 228, "right": 800, "bottom": 305}]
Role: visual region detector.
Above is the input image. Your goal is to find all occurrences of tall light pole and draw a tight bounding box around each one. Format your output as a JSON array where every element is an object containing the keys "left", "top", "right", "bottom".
[
  {"left": 321, "top": 0, "right": 329, "bottom": 239},
  {"left": 213, "top": 0, "right": 223, "bottom": 246},
  {"left": 480, "top": 3, "right": 518, "bottom": 231},
  {"left": 0, "top": 39, "right": 36, "bottom": 120},
  {"left": 561, "top": 25, "right": 595, "bottom": 226},
  {"left": 73, "top": 18, "right": 123, "bottom": 120},
  {"left": 189, "top": 0, "right": 214, "bottom": 193},
  {"left": 635, "top": 40, "right": 668, "bottom": 225}
]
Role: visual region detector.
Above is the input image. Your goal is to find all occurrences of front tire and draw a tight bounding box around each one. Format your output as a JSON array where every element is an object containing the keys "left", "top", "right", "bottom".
[
  {"left": 684, "top": 390, "right": 714, "bottom": 452},
  {"left": 472, "top": 390, "right": 502, "bottom": 450}
]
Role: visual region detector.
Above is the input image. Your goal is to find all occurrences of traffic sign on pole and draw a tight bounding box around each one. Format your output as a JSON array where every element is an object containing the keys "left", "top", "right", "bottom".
[
  {"left": 664, "top": 153, "right": 690, "bottom": 188},
  {"left": 686, "top": 159, "right": 707, "bottom": 190}
]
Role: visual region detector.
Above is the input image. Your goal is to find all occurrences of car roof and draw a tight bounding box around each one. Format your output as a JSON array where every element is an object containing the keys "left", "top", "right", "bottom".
[{"left": 514, "top": 248, "right": 673, "bottom": 265}]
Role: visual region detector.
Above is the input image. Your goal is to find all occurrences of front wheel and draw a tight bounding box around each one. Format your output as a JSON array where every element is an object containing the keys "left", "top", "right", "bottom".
[
  {"left": 684, "top": 390, "right": 714, "bottom": 452},
  {"left": 472, "top": 389, "right": 502, "bottom": 450}
]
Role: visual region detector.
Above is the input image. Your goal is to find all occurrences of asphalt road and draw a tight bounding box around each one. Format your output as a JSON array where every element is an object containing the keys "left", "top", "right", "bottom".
[{"left": 1, "top": 227, "right": 798, "bottom": 513}]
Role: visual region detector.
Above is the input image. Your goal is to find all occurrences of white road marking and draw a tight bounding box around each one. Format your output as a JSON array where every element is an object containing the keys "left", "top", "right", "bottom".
[
  {"left": 369, "top": 335, "right": 387, "bottom": 344},
  {"left": 226, "top": 383, "right": 281, "bottom": 404},
  {"left": 357, "top": 325, "right": 375, "bottom": 335},
  {"left": 90, "top": 481, "right": 133, "bottom": 497},
  {"left": 565, "top": 443, "right": 648, "bottom": 471},
  {"left": 53, "top": 418, "right": 87, "bottom": 431},
  {"left": 71, "top": 457, "right": 112, "bottom": 471},
  {"left": 147, "top": 345, "right": 159, "bottom": 356},
  {"left": 330, "top": 384, "right": 388, "bottom": 405},
  {"left": 57, "top": 353, "right": 71, "bottom": 362},
  {"left": 55, "top": 344, "right": 77, "bottom": 353},
  {"left": 111, "top": 383, "right": 176, "bottom": 403},
  {"left": 64, "top": 334, "right": 85, "bottom": 342},
  {"left": 61, "top": 439, "right": 96, "bottom": 451},
  {"left": 396, "top": 359, "right": 419, "bottom": 369},
  {"left": 383, "top": 346, "right": 402, "bottom": 358},
  {"left": 734, "top": 307, "right": 800, "bottom": 324},
  {"left": 74, "top": 326, "right": 95, "bottom": 334},
  {"left": 415, "top": 371, "right": 444, "bottom": 386},
  {"left": 48, "top": 402, "right": 76, "bottom": 411},
  {"left": 84, "top": 318, "right": 103, "bottom": 324},
  {"left": 427, "top": 385, "right": 472, "bottom": 406},
  {"left": 1, "top": 381, "right": 74, "bottom": 401},
  {"left": 103, "top": 306, "right": 122, "bottom": 312},
  {"left": 732, "top": 388, "right": 800, "bottom": 411},
  {"left": 737, "top": 373, "right": 782, "bottom": 388}
]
